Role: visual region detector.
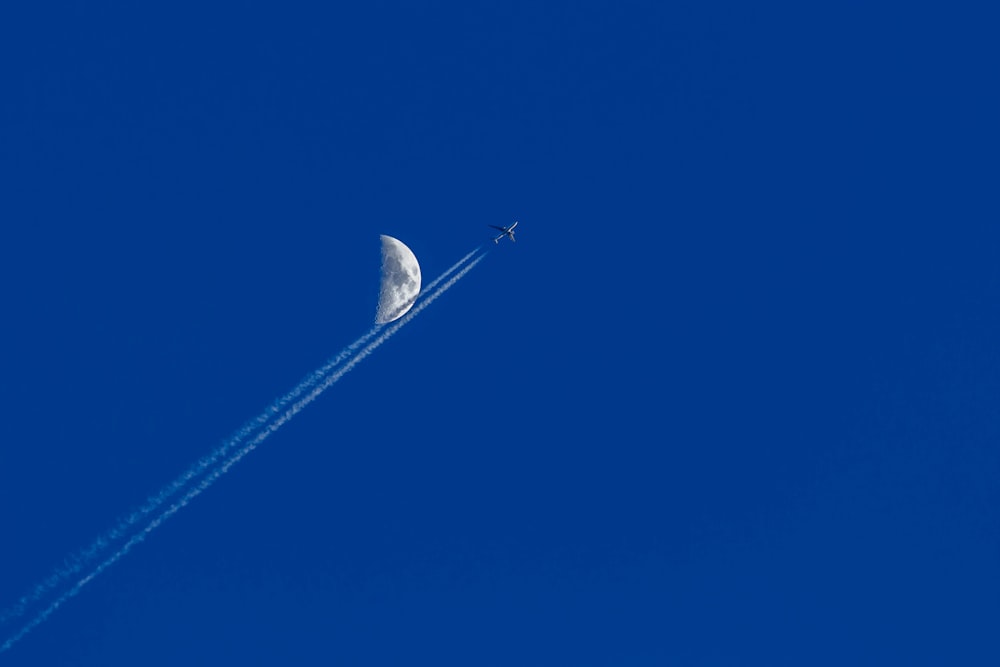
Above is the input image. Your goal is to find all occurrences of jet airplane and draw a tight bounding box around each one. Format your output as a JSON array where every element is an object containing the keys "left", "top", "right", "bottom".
[{"left": 489, "top": 221, "right": 518, "bottom": 244}]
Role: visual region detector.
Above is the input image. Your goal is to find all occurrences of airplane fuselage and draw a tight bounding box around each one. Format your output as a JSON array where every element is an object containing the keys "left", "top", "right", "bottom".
[{"left": 490, "top": 220, "right": 518, "bottom": 244}]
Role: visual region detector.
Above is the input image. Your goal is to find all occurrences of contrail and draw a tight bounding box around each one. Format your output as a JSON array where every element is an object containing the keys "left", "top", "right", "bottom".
[
  {"left": 0, "top": 325, "right": 382, "bottom": 628},
  {"left": 417, "top": 247, "right": 481, "bottom": 296},
  {"left": 0, "top": 246, "right": 482, "bottom": 629},
  {"left": 0, "top": 247, "right": 486, "bottom": 654}
]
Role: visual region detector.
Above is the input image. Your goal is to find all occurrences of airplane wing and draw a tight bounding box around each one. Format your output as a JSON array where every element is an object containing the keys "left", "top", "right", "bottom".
[{"left": 488, "top": 225, "right": 506, "bottom": 231}]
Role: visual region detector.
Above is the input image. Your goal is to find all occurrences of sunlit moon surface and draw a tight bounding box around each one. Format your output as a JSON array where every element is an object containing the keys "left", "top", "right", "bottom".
[{"left": 375, "top": 235, "right": 422, "bottom": 324}]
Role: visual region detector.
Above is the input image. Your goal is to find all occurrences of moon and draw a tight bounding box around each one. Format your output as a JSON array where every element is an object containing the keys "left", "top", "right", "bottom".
[{"left": 375, "top": 235, "right": 422, "bottom": 324}]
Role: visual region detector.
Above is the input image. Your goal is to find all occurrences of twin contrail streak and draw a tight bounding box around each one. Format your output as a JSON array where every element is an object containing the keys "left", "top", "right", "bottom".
[
  {"left": 0, "top": 246, "right": 486, "bottom": 654},
  {"left": 0, "top": 247, "right": 481, "bottom": 630},
  {"left": 0, "top": 325, "right": 383, "bottom": 629}
]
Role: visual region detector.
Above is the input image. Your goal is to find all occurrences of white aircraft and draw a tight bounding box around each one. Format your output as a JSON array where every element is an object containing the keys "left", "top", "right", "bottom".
[{"left": 489, "top": 221, "right": 518, "bottom": 244}]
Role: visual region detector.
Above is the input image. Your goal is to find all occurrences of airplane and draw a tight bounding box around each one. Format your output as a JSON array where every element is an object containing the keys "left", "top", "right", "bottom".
[{"left": 489, "top": 220, "right": 518, "bottom": 244}]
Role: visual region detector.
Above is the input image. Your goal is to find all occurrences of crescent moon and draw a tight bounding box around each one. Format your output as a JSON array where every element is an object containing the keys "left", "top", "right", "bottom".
[{"left": 375, "top": 235, "right": 422, "bottom": 324}]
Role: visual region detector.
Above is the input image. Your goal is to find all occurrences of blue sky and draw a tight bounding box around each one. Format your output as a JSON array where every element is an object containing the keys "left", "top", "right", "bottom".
[{"left": 1, "top": 1, "right": 997, "bottom": 664}]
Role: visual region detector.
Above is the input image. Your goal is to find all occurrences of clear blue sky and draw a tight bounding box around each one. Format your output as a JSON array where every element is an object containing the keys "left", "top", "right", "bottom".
[{"left": 1, "top": 2, "right": 997, "bottom": 664}]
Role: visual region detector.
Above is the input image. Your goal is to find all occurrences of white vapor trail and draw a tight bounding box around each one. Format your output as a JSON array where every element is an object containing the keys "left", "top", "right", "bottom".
[
  {"left": 0, "top": 246, "right": 481, "bottom": 629},
  {"left": 0, "top": 247, "right": 486, "bottom": 654},
  {"left": 0, "top": 325, "right": 381, "bottom": 628}
]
